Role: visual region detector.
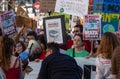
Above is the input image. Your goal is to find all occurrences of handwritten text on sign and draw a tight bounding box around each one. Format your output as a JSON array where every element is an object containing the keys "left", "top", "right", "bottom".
[{"left": 55, "top": 0, "right": 89, "bottom": 17}]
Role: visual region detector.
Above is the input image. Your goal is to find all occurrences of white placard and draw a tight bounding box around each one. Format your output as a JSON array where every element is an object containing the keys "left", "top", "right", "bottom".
[{"left": 55, "top": 0, "right": 89, "bottom": 17}]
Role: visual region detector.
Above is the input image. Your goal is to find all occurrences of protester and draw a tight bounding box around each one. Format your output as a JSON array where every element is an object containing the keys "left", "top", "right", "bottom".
[
  {"left": 36, "top": 35, "right": 47, "bottom": 60},
  {"left": 1, "top": 35, "right": 22, "bottom": 79},
  {"left": 73, "top": 24, "right": 91, "bottom": 53},
  {"left": 112, "top": 46, "right": 120, "bottom": 79},
  {"left": 14, "top": 41, "right": 26, "bottom": 57},
  {"left": 14, "top": 41, "right": 28, "bottom": 78},
  {"left": 37, "top": 42, "right": 82, "bottom": 79},
  {"left": 95, "top": 32, "right": 119, "bottom": 79},
  {"left": 66, "top": 34, "right": 89, "bottom": 57},
  {"left": 26, "top": 31, "right": 37, "bottom": 42},
  {"left": 0, "top": 34, "right": 6, "bottom": 79}
]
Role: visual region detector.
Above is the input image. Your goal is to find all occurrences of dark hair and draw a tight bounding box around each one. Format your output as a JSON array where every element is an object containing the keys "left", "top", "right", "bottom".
[
  {"left": 74, "top": 24, "right": 83, "bottom": 33},
  {"left": 73, "top": 34, "right": 83, "bottom": 42},
  {"left": 47, "top": 42, "right": 60, "bottom": 52},
  {"left": 37, "top": 35, "right": 47, "bottom": 49},
  {"left": 27, "top": 31, "right": 37, "bottom": 39},
  {"left": 18, "top": 41, "right": 26, "bottom": 51},
  {"left": 15, "top": 41, "right": 26, "bottom": 57},
  {"left": 0, "top": 28, "right": 2, "bottom": 36},
  {"left": 1, "top": 35, "right": 15, "bottom": 71}
]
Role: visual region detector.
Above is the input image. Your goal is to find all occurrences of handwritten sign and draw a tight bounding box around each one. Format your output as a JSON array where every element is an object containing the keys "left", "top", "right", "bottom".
[
  {"left": 55, "top": 0, "right": 89, "bottom": 17},
  {"left": 0, "top": 10, "right": 17, "bottom": 36},
  {"left": 83, "top": 15, "right": 101, "bottom": 40},
  {"left": 40, "top": 0, "right": 56, "bottom": 12}
]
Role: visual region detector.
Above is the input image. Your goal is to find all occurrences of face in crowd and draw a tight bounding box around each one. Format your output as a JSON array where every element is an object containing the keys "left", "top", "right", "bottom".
[
  {"left": 73, "top": 24, "right": 83, "bottom": 35},
  {"left": 73, "top": 34, "right": 83, "bottom": 48},
  {"left": 15, "top": 41, "right": 26, "bottom": 54},
  {"left": 26, "top": 31, "right": 37, "bottom": 43}
]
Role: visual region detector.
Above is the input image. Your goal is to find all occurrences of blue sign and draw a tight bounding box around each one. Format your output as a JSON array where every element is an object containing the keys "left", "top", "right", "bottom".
[
  {"left": 93, "top": 0, "right": 120, "bottom": 35},
  {"left": 93, "top": 0, "right": 120, "bottom": 14}
]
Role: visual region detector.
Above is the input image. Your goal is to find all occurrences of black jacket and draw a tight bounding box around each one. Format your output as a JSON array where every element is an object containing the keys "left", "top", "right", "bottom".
[{"left": 37, "top": 51, "right": 81, "bottom": 79}]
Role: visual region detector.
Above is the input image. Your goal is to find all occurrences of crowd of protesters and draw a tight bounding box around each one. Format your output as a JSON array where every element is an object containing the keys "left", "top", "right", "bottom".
[{"left": 0, "top": 22, "right": 120, "bottom": 79}]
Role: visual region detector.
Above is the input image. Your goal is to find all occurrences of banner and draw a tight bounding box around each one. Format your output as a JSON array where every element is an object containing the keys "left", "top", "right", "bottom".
[
  {"left": 24, "top": 61, "right": 42, "bottom": 79},
  {"left": 55, "top": 0, "right": 89, "bottom": 17},
  {"left": 75, "top": 58, "right": 96, "bottom": 79},
  {"left": 83, "top": 15, "right": 101, "bottom": 40},
  {"left": 0, "top": 10, "right": 17, "bottom": 36},
  {"left": 24, "top": 58, "right": 96, "bottom": 79}
]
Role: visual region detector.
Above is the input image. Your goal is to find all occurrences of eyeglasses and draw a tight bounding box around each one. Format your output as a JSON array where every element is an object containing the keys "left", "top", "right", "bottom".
[
  {"left": 73, "top": 39, "right": 81, "bottom": 42},
  {"left": 73, "top": 30, "right": 79, "bottom": 33}
]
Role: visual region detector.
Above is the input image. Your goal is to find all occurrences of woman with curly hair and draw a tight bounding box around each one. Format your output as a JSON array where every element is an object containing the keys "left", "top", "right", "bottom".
[{"left": 95, "top": 32, "right": 120, "bottom": 79}]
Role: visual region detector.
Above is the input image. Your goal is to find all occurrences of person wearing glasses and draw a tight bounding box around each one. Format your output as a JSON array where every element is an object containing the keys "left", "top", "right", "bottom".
[
  {"left": 73, "top": 24, "right": 91, "bottom": 53},
  {"left": 66, "top": 34, "right": 89, "bottom": 57}
]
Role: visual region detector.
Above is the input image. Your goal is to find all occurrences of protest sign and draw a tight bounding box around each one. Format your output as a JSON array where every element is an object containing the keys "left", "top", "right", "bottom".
[
  {"left": 24, "top": 58, "right": 96, "bottom": 79},
  {"left": 94, "top": 0, "right": 120, "bottom": 13},
  {"left": 24, "top": 61, "right": 42, "bottom": 79},
  {"left": 83, "top": 15, "right": 101, "bottom": 40},
  {"left": 40, "top": 0, "right": 56, "bottom": 13},
  {"left": 55, "top": 0, "right": 89, "bottom": 17},
  {"left": 93, "top": 0, "right": 120, "bottom": 35},
  {"left": 43, "top": 15, "right": 67, "bottom": 44},
  {"left": 15, "top": 5, "right": 33, "bottom": 28},
  {"left": 75, "top": 58, "right": 96, "bottom": 79},
  {"left": 0, "top": 10, "right": 17, "bottom": 36}
]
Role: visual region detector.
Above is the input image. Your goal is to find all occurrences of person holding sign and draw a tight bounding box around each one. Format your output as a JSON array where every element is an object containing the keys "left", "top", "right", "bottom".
[
  {"left": 95, "top": 32, "right": 119, "bottom": 79},
  {"left": 66, "top": 34, "right": 89, "bottom": 57}
]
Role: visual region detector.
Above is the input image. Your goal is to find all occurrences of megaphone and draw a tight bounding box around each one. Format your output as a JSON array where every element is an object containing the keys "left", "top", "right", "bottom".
[{"left": 19, "top": 40, "right": 41, "bottom": 62}]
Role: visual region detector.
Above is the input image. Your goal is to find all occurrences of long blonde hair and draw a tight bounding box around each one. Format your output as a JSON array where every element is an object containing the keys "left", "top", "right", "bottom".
[{"left": 96, "top": 32, "right": 119, "bottom": 59}]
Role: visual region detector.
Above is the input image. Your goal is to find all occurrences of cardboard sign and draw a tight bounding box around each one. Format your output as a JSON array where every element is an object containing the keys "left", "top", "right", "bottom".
[
  {"left": 15, "top": 5, "right": 33, "bottom": 28},
  {"left": 83, "top": 15, "right": 101, "bottom": 40},
  {"left": 15, "top": 16, "right": 32, "bottom": 28},
  {"left": 16, "top": 5, "right": 29, "bottom": 17},
  {"left": 55, "top": 0, "right": 89, "bottom": 17},
  {"left": 40, "top": 0, "right": 56, "bottom": 12}
]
